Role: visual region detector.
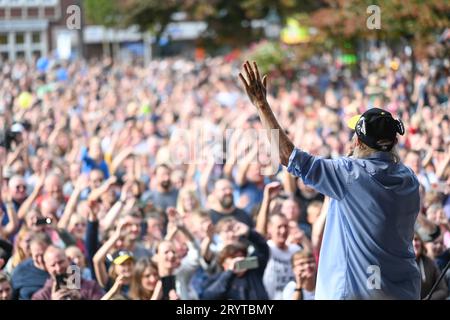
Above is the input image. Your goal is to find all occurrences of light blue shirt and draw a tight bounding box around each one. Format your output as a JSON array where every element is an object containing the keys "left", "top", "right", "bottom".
[{"left": 287, "top": 148, "right": 421, "bottom": 300}]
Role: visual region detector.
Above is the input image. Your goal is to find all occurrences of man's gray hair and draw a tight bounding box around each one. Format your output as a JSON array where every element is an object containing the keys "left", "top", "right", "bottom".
[
  {"left": 8, "top": 175, "right": 26, "bottom": 188},
  {"left": 351, "top": 135, "right": 400, "bottom": 163}
]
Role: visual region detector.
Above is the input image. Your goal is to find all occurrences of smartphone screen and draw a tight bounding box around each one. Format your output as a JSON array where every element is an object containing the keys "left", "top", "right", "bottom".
[
  {"left": 161, "top": 275, "right": 176, "bottom": 299},
  {"left": 234, "top": 256, "right": 259, "bottom": 272},
  {"left": 55, "top": 273, "right": 68, "bottom": 291}
]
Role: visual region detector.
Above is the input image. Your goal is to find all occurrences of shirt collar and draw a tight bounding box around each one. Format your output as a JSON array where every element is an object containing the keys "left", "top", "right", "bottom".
[{"left": 364, "top": 151, "right": 395, "bottom": 162}]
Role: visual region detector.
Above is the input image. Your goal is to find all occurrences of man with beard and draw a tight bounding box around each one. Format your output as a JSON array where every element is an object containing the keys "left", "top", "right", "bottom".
[
  {"left": 141, "top": 164, "right": 179, "bottom": 213},
  {"left": 209, "top": 179, "right": 253, "bottom": 228}
]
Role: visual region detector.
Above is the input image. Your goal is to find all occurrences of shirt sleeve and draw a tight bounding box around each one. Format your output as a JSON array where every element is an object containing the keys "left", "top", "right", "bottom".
[
  {"left": 31, "top": 287, "right": 51, "bottom": 300},
  {"left": 200, "top": 271, "right": 234, "bottom": 300},
  {"left": 286, "top": 148, "right": 352, "bottom": 200}
]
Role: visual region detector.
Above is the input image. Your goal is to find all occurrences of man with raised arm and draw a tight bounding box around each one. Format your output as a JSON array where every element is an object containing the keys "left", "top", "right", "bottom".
[{"left": 239, "top": 61, "right": 420, "bottom": 300}]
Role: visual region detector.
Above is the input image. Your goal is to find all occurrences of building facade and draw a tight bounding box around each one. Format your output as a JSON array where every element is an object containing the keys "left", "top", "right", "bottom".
[{"left": 0, "top": 0, "right": 78, "bottom": 62}]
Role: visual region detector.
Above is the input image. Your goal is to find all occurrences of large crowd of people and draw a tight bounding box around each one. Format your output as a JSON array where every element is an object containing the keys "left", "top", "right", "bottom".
[{"left": 0, "top": 39, "right": 449, "bottom": 300}]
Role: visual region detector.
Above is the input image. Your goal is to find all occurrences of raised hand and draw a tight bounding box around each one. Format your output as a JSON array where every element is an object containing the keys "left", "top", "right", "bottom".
[
  {"left": 264, "top": 181, "right": 282, "bottom": 200},
  {"left": 109, "top": 274, "right": 126, "bottom": 295},
  {"left": 204, "top": 220, "right": 215, "bottom": 240},
  {"left": 239, "top": 61, "right": 268, "bottom": 108},
  {"left": 113, "top": 218, "right": 130, "bottom": 240},
  {"left": 166, "top": 207, "right": 182, "bottom": 227},
  {"left": 232, "top": 221, "right": 250, "bottom": 238},
  {"left": 75, "top": 174, "right": 90, "bottom": 191},
  {"left": 119, "top": 181, "right": 134, "bottom": 202}
]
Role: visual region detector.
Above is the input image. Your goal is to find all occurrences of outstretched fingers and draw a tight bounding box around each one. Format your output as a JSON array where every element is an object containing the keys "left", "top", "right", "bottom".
[
  {"left": 239, "top": 72, "right": 249, "bottom": 89},
  {"left": 244, "top": 61, "right": 255, "bottom": 83},
  {"left": 253, "top": 61, "right": 261, "bottom": 83}
]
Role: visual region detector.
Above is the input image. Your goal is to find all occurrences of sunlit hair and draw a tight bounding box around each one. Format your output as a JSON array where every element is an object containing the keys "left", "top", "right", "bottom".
[
  {"left": 215, "top": 216, "right": 238, "bottom": 234},
  {"left": 351, "top": 135, "right": 400, "bottom": 163},
  {"left": 291, "top": 249, "right": 314, "bottom": 266},
  {"left": 218, "top": 243, "right": 248, "bottom": 268},
  {"left": 11, "top": 227, "right": 32, "bottom": 269},
  {"left": 176, "top": 187, "right": 200, "bottom": 215},
  {"left": 0, "top": 271, "right": 11, "bottom": 285}
]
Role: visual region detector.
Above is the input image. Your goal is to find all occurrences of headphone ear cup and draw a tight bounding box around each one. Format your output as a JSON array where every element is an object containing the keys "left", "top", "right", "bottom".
[
  {"left": 355, "top": 117, "right": 365, "bottom": 136},
  {"left": 396, "top": 119, "right": 405, "bottom": 135}
]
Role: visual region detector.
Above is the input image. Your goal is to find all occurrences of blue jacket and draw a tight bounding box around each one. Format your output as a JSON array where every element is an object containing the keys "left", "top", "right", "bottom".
[
  {"left": 287, "top": 148, "right": 421, "bottom": 300},
  {"left": 11, "top": 258, "right": 49, "bottom": 300}
]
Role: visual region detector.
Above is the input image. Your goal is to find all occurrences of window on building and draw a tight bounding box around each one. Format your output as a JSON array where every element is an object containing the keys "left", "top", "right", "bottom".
[
  {"left": 0, "top": 34, "right": 7, "bottom": 45},
  {"left": 32, "top": 50, "right": 41, "bottom": 59},
  {"left": 16, "top": 51, "right": 25, "bottom": 59},
  {"left": 15, "top": 33, "right": 25, "bottom": 44},
  {"left": 27, "top": 8, "right": 39, "bottom": 17},
  {"left": 32, "top": 32, "right": 41, "bottom": 44},
  {"left": 0, "top": 52, "right": 8, "bottom": 62}
]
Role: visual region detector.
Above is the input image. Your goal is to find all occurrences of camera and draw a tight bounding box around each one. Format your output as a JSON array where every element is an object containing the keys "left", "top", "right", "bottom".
[
  {"left": 55, "top": 273, "right": 68, "bottom": 291},
  {"left": 36, "top": 217, "right": 53, "bottom": 226}
]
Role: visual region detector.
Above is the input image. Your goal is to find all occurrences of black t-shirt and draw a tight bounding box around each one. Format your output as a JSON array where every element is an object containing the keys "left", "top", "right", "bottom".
[
  {"left": 209, "top": 207, "right": 254, "bottom": 228},
  {"left": 295, "top": 189, "right": 324, "bottom": 223}
]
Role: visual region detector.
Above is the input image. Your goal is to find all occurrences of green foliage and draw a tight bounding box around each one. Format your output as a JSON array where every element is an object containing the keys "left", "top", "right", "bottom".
[
  {"left": 81, "top": 0, "right": 327, "bottom": 50},
  {"left": 310, "top": 0, "right": 450, "bottom": 48},
  {"left": 245, "top": 41, "right": 289, "bottom": 74},
  {"left": 82, "top": 0, "right": 448, "bottom": 58},
  {"left": 84, "top": 0, "right": 122, "bottom": 27}
]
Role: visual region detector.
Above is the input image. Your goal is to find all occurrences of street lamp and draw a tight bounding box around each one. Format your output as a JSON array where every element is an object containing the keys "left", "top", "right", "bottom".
[{"left": 264, "top": 7, "right": 281, "bottom": 40}]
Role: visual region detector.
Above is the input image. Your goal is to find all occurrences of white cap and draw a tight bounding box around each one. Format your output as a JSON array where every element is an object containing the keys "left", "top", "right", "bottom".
[{"left": 10, "top": 123, "right": 24, "bottom": 133}]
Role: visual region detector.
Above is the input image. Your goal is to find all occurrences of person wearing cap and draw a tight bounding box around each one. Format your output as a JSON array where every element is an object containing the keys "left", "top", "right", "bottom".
[
  {"left": 100, "top": 249, "right": 135, "bottom": 300},
  {"left": 240, "top": 61, "right": 421, "bottom": 299},
  {"left": 93, "top": 220, "right": 135, "bottom": 299}
]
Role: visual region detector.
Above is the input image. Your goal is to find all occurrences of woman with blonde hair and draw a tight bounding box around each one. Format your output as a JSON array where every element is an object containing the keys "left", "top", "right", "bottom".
[
  {"left": 4, "top": 227, "right": 32, "bottom": 274},
  {"left": 176, "top": 187, "right": 201, "bottom": 229},
  {"left": 94, "top": 221, "right": 135, "bottom": 300}
]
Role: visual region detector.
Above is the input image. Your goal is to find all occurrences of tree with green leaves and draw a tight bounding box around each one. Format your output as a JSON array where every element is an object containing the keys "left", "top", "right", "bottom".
[
  {"left": 310, "top": 0, "right": 449, "bottom": 52},
  {"left": 86, "top": 0, "right": 320, "bottom": 50}
]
